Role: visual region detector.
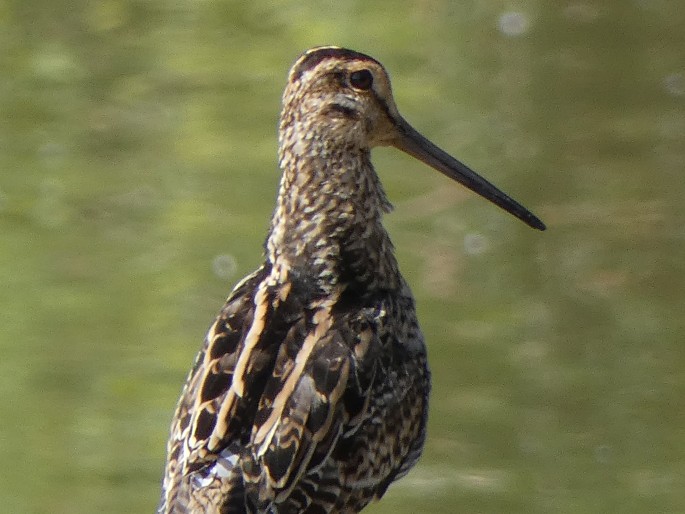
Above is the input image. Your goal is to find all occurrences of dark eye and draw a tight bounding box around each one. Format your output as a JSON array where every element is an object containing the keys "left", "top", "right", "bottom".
[{"left": 349, "top": 69, "right": 373, "bottom": 90}]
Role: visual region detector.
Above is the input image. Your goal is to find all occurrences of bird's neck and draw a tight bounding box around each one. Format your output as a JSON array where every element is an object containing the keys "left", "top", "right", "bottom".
[{"left": 266, "top": 136, "right": 401, "bottom": 296}]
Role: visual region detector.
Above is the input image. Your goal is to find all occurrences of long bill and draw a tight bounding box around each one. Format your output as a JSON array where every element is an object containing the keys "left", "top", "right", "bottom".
[{"left": 392, "top": 117, "right": 546, "bottom": 231}]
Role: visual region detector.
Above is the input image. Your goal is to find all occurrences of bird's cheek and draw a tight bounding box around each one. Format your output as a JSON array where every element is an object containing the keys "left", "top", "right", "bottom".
[{"left": 366, "top": 122, "right": 396, "bottom": 147}]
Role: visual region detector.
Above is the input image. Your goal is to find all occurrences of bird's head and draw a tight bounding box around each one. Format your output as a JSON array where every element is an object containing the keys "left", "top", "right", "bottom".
[
  {"left": 280, "top": 46, "right": 402, "bottom": 149},
  {"left": 280, "top": 47, "right": 546, "bottom": 231}
]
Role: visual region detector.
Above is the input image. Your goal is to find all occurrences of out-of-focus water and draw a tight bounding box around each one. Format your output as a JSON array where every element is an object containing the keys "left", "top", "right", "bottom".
[{"left": 1, "top": 2, "right": 684, "bottom": 513}]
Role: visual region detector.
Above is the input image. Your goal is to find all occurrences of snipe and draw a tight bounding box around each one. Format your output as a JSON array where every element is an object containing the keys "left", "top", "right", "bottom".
[{"left": 159, "top": 46, "right": 545, "bottom": 514}]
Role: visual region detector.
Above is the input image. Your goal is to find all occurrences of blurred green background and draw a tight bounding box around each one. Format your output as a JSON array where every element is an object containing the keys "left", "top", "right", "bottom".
[{"left": 1, "top": 1, "right": 684, "bottom": 513}]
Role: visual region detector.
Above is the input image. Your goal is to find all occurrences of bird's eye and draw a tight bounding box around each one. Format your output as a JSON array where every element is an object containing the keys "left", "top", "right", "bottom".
[{"left": 349, "top": 69, "right": 373, "bottom": 91}]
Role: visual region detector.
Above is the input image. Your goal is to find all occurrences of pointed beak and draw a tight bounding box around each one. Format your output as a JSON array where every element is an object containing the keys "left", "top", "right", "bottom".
[{"left": 391, "top": 117, "right": 546, "bottom": 231}]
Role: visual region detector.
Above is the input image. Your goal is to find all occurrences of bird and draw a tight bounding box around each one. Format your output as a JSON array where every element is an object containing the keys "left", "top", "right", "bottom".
[{"left": 158, "top": 46, "right": 545, "bottom": 514}]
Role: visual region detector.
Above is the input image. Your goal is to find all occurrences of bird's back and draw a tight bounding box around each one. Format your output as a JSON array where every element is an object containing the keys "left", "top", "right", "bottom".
[{"left": 159, "top": 260, "right": 429, "bottom": 514}]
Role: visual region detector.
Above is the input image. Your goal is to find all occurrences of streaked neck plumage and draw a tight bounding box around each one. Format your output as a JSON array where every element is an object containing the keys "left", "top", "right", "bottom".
[{"left": 266, "top": 103, "right": 401, "bottom": 296}]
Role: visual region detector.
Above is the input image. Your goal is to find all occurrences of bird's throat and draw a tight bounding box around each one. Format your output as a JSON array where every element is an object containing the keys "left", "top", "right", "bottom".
[{"left": 266, "top": 141, "right": 400, "bottom": 294}]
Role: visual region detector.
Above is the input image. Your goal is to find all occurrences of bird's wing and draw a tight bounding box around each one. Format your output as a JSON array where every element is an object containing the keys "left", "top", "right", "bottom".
[
  {"left": 160, "top": 265, "right": 287, "bottom": 513},
  {"left": 241, "top": 301, "right": 379, "bottom": 511},
  {"left": 160, "top": 267, "right": 381, "bottom": 514}
]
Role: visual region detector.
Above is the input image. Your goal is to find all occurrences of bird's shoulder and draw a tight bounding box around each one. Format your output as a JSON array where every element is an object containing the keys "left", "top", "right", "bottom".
[{"left": 165, "top": 265, "right": 425, "bottom": 512}]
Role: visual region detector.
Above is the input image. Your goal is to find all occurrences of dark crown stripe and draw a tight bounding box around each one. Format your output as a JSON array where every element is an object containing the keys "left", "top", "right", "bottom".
[{"left": 291, "top": 47, "right": 379, "bottom": 81}]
